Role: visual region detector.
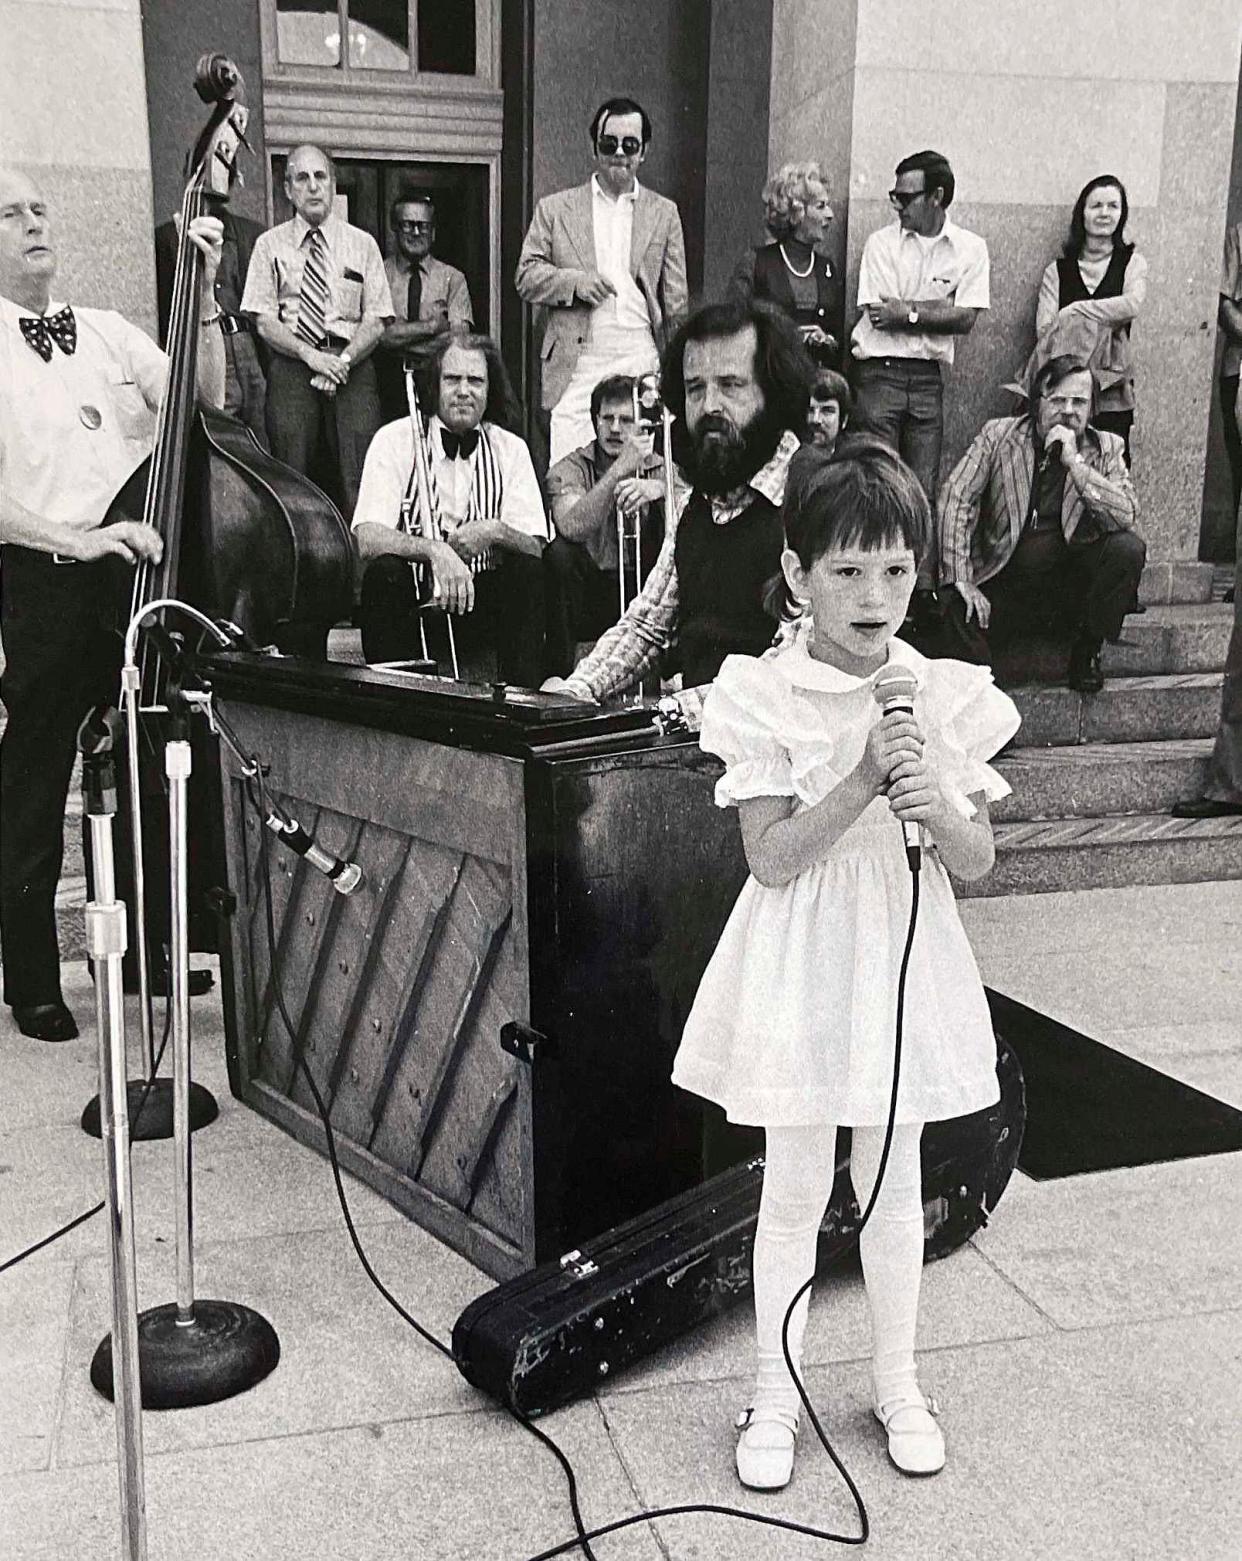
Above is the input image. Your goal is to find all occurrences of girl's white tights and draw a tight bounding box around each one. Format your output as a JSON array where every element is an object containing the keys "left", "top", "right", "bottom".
[{"left": 750, "top": 1121, "right": 926, "bottom": 1416}]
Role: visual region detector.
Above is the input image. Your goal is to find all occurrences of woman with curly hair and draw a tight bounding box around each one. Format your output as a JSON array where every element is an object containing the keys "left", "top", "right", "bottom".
[
  {"left": 729, "top": 162, "right": 842, "bottom": 366},
  {"left": 1031, "top": 175, "right": 1147, "bottom": 465}
]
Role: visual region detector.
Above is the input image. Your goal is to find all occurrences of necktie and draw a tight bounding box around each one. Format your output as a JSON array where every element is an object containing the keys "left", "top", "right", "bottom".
[
  {"left": 296, "top": 228, "right": 329, "bottom": 349},
  {"left": 20, "top": 307, "right": 77, "bottom": 361},
  {"left": 441, "top": 428, "right": 479, "bottom": 461},
  {"left": 406, "top": 262, "right": 422, "bottom": 324}
]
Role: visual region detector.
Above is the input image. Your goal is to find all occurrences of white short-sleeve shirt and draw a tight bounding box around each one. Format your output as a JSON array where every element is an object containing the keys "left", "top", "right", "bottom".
[
  {"left": 351, "top": 416, "right": 549, "bottom": 540},
  {"left": 851, "top": 217, "right": 990, "bottom": 367},
  {"left": 0, "top": 296, "right": 167, "bottom": 536}
]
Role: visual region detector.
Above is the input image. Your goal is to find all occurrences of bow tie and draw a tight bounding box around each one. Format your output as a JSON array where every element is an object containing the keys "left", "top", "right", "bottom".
[
  {"left": 19, "top": 306, "right": 77, "bottom": 361},
  {"left": 440, "top": 427, "right": 480, "bottom": 461}
]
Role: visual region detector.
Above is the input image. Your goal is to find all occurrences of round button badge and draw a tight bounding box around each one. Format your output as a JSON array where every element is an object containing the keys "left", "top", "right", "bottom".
[{"left": 79, "top": 405, "right": 103, "bottom": 431}]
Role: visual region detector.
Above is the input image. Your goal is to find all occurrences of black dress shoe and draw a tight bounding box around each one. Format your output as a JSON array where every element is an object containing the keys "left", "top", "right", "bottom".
[
  {"left": 1067, "top": 638, "right": 1105, "bottom": 694},
  {"left": 122, "top": 967, "right": 215, "bottom": 997},
  {"left": 11, "top": 1001, "right": 79, "bottom": 1042},
  {"left": 1171, "top": 796, "right": 1242, "bottom": 819}
]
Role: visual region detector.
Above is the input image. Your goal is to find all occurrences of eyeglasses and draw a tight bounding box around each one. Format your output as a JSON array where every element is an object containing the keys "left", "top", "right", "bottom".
[
  {"left": 395, "top": 219, "right": 432, "bottom": 232},
  {"left": 597, "top": 134, "right": 643, "bottom": 157},
  {"left": 888, "top": 187, "right": 926, "bottom": 210}
]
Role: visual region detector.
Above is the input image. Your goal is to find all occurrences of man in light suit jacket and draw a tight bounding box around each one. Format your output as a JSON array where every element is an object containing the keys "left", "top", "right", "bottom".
[{"left": 515, "top": 96, "right": 688, "bottom": 463}]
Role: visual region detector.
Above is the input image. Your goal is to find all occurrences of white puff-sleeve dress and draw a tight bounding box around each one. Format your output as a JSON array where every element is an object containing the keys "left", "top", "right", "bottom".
[{"left": 671, "top": 631, "right": 1021, "bottom": 1128}]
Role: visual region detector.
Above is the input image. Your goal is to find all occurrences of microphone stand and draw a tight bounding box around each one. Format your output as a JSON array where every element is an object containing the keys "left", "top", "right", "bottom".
[
  {"left": 79, "top": 707, "right": 148, "bottom": 1560},
  {"left": 80, "top": 608, "right": 220, "bottom": 1145},
  {"left": 91, "top": 611, "right": 280, "bottom": 1410}
]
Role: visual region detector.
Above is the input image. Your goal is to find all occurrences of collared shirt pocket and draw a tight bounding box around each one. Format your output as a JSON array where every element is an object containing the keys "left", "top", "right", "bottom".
[
  {"left": 338, "top": 266, "right": 365, "bottom": 321},
  {"left": 104, "top": 363, "right": 156, "bottom": 453}
]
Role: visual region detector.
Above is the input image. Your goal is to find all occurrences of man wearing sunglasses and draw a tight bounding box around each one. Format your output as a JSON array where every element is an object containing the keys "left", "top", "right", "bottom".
[
  {"left": 377, "top": 189, "right": 474, "bottom": 418},
  {"left": 516, "top": 95, "right": 687, "bottom": 464},
  {"left": 850, "top": 149, "right": 990, "bottom": 595}
]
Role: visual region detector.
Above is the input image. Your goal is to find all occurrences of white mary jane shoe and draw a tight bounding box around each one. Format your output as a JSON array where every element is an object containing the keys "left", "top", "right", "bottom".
[
  {"left": 873, "top": 1389, "right": 945, "bottom": 1476},
  {"left": 734, "top": 1405, "right": 799, "bottom": 1490}
]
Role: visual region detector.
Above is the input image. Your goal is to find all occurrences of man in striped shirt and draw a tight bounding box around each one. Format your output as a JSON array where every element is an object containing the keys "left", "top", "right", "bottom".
[
  {"left": 241, "top": 144, "right": 392, "bottom": 516},
  {"left": 938, "top": 355, "right": 1144, "bottom": 693}
]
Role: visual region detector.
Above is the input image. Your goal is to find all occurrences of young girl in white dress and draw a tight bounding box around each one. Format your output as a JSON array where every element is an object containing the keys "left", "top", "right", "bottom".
[{"left": 672, "top": 437, "right": 1020, "bottom": 1490}]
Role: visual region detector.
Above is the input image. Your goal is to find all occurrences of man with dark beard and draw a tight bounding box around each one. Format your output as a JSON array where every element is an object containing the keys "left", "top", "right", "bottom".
[{"left": 544, "top": 299, "right": 812, "bottom": 702}]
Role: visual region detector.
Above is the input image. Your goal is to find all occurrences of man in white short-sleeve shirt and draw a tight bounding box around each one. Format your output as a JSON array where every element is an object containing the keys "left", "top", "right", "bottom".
[
  {"left": 0, "top": 166, "right": 225, "bottom": 1040},
  {"left": 851, "top": 149, "right": 989, "bottom": 589},
  {"left": 241, "top": 143, "right": 392, "bottom": 515},
  {"left": 352, "top": 331, "right": 549, "bottom": 686}
]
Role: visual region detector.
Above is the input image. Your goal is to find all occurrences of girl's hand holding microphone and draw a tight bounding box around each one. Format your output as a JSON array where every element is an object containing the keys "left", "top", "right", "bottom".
[{"left": 859, "top": 708, "right": 925, "bottom": 805}]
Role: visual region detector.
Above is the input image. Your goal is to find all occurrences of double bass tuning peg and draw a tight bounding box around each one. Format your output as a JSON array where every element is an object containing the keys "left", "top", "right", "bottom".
[{"left": 193, "top": 51, "right": 242, "bottom": 107}]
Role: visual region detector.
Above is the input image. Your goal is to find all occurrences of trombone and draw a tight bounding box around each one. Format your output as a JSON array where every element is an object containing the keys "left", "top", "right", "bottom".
[
  {"left": 402, "top": 366, "right": 461, "bottom": 681},
  {"left": 616, "top": 372, "right": 677, "bottom": 617}
]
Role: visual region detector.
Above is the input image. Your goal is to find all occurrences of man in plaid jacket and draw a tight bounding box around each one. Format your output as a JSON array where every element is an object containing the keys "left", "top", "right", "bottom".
[{"left": 938, "top": 354, "right": 1144, "bottom": 692}]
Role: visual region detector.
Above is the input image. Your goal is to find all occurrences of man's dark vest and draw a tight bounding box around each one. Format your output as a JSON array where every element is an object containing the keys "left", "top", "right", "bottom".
[
  {"left": 1056, "top": 243, "right": 1133, "bottom": 336},
  {"left": 753, "top": 242, "right": 842, "bottom": 358},
  {"left": 674, "top": 489, "right": 784, "bottom": 688}
]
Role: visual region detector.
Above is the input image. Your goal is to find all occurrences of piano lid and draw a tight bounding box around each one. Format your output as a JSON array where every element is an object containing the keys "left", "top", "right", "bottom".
[{"left": 203, "top": 651, "right": 679, "bottom": 759}]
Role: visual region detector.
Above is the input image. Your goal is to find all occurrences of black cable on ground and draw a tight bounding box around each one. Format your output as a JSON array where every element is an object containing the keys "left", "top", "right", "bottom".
[
  {"left": 249, "top": 770, "right": 601, "bottom": 1559},
  {"left": 0, "top": 997, "right": 174, "bottom": 1278},
  {"left": 249, "top": 762, "right": 922, "bottom": 1559}
]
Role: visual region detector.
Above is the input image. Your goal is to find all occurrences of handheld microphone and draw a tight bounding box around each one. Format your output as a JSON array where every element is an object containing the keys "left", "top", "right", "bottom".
[
  {"left": 262, "top": 808, "right": 364, "bottom": 895},
  {"left": 872, "top": 666, "right": 922, "bottom": 873}
]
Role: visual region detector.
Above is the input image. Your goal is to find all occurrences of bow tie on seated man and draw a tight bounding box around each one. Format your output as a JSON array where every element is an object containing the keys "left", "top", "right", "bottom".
[
  {"left": 352, "top": 329, "right": 551, "bottom": 687},
  {"left": 439, "top": 426, "right": 479, "bottom": 461}
]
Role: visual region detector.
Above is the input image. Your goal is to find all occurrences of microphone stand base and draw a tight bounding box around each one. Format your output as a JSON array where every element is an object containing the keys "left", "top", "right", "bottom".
[
  {"left": 80, "top": 1078, "right": 219, "bottom": 1142},
  {"left": 90, "top": 1299, "right": 280, "bottom": 1409}
]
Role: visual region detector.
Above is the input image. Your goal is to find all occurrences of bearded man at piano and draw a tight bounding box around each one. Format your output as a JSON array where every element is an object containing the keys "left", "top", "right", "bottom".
[
  {"left": 352, "top": 330, "right": 550, "bottom": 687},
  {"left": 0, "top": 167, "right": 224, "bottom": 1042}
]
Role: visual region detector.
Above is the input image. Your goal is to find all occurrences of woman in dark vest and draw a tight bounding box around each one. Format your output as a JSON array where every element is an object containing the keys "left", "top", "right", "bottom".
[
  {"left": 728, "top": 161, "right": 842, "bottom": 368},
  {"left": 1034, "top": 175, "right": 1147, "bottom": 464}
]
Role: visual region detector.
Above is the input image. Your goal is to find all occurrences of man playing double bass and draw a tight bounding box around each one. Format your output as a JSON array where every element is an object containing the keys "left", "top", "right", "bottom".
[{"left": 0, "top": 167, "right": 225, "bottom": 1042}]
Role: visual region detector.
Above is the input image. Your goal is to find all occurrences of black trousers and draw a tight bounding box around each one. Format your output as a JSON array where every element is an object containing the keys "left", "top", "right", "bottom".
[
  {"left": 1221, "top": 376, "right": 1242, "bottom": 523},
  {"left": 542, "top": 536, "right": 623, "bottom": 678},
  {"left": 265, "top": 352, "right": 381, "bottom": 518},
  {"left": 1094, "top": 409, "right": 1135, "bottom": 468},
  {"left": 1, "top": 552, "right": 120, "bottom": 1005},
  {"left": 0, "top": 551, "right": 220, "bottom": 1008},
  {"left": 982, "top": 528, "right": 1147, "bottom": 648},
  {"left": 358, "top": 552, "right": 547, "bottom": 688}
]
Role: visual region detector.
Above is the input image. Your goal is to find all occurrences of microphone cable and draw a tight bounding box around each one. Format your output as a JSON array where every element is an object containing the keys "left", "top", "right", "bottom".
[
  {"left": 244, "top": 762, "right": 922, "bottom": 1558},
  {"left": 1, "top": 756, "right": 921, "bottom": 1557},
  {"left": 0, "top": 994, "right": 174, "bottom": 1277}
]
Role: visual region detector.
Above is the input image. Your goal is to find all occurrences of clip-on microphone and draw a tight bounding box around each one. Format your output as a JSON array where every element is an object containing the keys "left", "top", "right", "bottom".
[{"left": 872, "top": 665, "right": 922, "bottom": 874}]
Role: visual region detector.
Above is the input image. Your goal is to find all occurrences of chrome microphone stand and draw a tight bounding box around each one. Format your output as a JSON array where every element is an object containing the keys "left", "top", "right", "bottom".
[
  {"left": 80, "top": 611, "right": 219, "bottom": 1145},
  {"left": 79, "top": 707, "right": 148, "bottom": 1561},
  {"left": 91, "top": 601, "right": 280, "bottom": 1410}
]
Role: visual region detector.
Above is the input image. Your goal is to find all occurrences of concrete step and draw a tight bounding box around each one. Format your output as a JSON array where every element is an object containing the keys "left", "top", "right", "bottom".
[
  {"left": 958, "top": 812, "right": 1242, "bottom": 897},
  {"left": 994, "top": 738, "right": 1213, "bottom": 822},
  {"left": 1009, "top": 672, "right": 1224, "bottom": 748},
  {"left": 994, "top": 602, "right": 1233, "bottom": 685}
]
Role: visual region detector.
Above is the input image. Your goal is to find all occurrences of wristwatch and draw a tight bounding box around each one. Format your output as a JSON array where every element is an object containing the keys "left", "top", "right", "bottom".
[{"left": 907, "top": 308, "right": 920, "bottom": 327}]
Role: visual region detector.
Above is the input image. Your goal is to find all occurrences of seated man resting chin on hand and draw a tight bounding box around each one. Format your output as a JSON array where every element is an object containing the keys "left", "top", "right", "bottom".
[{"left": 938, "top": 354, "right": 1144, "bottom": 694}]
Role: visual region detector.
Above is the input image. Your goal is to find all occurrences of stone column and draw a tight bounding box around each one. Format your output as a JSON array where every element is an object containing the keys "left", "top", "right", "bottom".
[
  {"left": 769, "top": 0, "right": 1242, "bottom": 603},
  {"left": 3, "top": 0, "right": 157, "bottom": 332}
]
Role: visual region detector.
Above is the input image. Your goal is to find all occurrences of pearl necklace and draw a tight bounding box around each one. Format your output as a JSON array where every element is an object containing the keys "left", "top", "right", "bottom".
[{"left": 778, "top": 242, "right": 815, "bottom": 278}]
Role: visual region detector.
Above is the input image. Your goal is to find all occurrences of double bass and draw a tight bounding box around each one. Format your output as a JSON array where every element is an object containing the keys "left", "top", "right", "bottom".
[
  {"left": 106, "top": 51, "right": 355, "bottom": 664},
  {"left": 103, "top": 54, "right": 355, "bottom": 1064}
]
